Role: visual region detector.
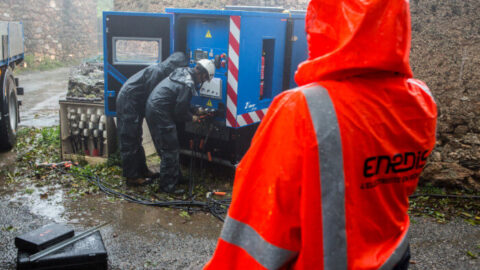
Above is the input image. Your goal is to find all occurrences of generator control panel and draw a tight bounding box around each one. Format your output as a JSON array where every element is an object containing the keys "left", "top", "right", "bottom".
[
  {"left": 186, "top": 18, "right": 229, "bottom": 106},
  {"left": 199, "top": 77, "right": 222, "bottom": 99}
]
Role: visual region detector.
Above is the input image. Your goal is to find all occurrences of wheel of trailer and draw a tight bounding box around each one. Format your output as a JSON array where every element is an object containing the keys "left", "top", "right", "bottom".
[{"left": 0, "top": 67, "right": 18, "bottom": 151}]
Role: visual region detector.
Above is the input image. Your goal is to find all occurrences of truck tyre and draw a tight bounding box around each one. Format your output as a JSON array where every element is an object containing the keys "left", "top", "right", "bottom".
[{"left": 0, "top": 67, "right": 18, "bottom": 151}]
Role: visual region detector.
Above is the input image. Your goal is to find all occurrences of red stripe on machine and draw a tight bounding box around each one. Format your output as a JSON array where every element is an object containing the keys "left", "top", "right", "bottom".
[
  {"left": 227, "top": 84, "right": 237, "bottom": 104},
  {"left": 242, "top": 113, "right": 253, "bottom": 124},
  {"left": 226, "top": 15, "right": 241, "bottom": 128},
  {"left": 226, "top": 110, "right": 238, "bottom": 128},
  {"left": 229, "top": 32, "right": 240, "bottom": 53},
  {"left": 231, "top": 16, "right": 241, "bottom": 30},
  {"left": 256, "top": 110, "right": 264, "bottom": 119},
  {"left": 228, "top": 61, "right": 239, "bottom": 80},
  {"left": 235, "top": 109, "right": 268, "bottom": 127}
]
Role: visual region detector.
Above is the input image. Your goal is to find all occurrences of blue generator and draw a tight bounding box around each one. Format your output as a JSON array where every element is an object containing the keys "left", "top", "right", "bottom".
[{"left": 103, "top": 7, "right": 307, "bottom": 165}]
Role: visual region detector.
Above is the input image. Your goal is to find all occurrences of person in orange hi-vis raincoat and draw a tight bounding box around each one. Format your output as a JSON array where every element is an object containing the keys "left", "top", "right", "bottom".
[{"left": 204, "top": 0, "right": 437, "bottom": 269}]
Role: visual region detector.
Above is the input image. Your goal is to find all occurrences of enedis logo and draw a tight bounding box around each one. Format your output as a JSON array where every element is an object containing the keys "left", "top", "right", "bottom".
[{"left": 360, "top": 150, "right": 431, "bottom": 189}]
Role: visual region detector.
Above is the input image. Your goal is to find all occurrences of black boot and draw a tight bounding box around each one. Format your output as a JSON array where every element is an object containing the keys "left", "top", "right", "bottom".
[
  {"left": 126, "top": 177, "right": 153, "bottom": 187},
  {"left": 144, "top": 169, "right": 160, "bottom": 179},
  {"left": 160, "top": 183, "right": 184, "bottom": 194}
]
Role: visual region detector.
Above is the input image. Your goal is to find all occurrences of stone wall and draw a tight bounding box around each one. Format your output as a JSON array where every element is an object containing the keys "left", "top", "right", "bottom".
[
  {"left": 410, "top": 0, "right": 480, "bottom": 191},
  {"left": 0, "top": 0, "right": 98, "bottom": 61},
  {"left": 114, "top": 0, "right": 308, "bottom": 13},
  {"left": 113, "top": 0, "right": 480, "bottom": 191}
]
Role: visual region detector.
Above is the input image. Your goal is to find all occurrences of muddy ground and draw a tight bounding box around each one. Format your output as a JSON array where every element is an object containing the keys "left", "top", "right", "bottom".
[{"left": 0, "top": 68, "right": 479, "bottom": 269}]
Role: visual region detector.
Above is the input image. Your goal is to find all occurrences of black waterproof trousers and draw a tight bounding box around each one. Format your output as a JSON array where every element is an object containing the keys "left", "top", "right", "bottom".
[
  {"left": 115, "top": 52, "right": 187, "bottom": 179},
  {"left": 116, "top": 92, "right": 149, "bottom": 178},
  {"left": 145, "top": 115, "right": 180, "bottom": 192},
  {"left": 144, "top": 67, "right": 196, "bottom": 191}
]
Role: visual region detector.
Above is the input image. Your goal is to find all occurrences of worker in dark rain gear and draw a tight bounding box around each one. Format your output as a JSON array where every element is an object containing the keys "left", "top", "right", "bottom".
[
  {"left": 145, "top": 59, "right": 215, "bottom": 193},
  {"left": 205, "top": 0, "right": 437, "bottom": 269},
  {"left": 116, "top": 52, "right": 187, "bottom": 186}
]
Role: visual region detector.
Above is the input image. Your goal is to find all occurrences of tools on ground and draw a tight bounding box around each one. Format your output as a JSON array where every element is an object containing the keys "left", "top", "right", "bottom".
[
  {"left": 35, "top": 161, "right": 77, "bottom": 169},
  {"left": 15, "top": 224, "right": 74, "bottom": 253},
  {"left": 16, "top": 222, "right": 109, "bottom": 270}
]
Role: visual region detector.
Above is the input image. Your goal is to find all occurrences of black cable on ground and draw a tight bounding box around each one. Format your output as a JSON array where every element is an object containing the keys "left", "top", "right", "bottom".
[
  {"left": 56, "top": 167, "right": 229, "bottom": 222},
  {"left": 409, "top": 193, "right": 480, "bottom": 199}
]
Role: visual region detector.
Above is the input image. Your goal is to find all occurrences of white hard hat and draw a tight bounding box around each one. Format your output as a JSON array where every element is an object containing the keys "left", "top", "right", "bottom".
[{"left": 196, "top": 59, "right": 215, "bottom": 81}]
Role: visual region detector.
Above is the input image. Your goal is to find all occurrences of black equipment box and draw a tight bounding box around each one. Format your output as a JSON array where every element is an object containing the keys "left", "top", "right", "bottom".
[
  {"left": 15, "top": 224, "right": 74, "bottom": 253},
  {"left": 17, "top": 231, "right": 108, "bottom": 270}
]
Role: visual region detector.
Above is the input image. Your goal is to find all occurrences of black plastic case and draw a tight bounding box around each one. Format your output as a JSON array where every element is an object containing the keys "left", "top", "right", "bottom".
[
  {"left": 17, "top": 231, "right": 108, "bottom": 270},
  {"left": 15, "top": 224, "right": 74, "bottom": 253}
]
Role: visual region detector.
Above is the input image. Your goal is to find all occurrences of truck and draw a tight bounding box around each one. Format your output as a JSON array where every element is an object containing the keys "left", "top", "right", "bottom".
[
  {"left": 0, "top": 21, "right": 24, "bottom": 151},
  {"left": 103, "top": 7, "right": 307, "bottom": 165}
]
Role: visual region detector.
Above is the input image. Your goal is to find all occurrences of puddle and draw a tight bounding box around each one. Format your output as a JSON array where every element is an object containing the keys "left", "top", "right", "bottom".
[
  {"left": 7, "top": 184, "right": 66, "bottom": 223},
  {"left": 2, "top": 178, "right": 223, "bottom": 239},
  {"left": 64, "top": 193, "right": 222, "bottom": 240}
]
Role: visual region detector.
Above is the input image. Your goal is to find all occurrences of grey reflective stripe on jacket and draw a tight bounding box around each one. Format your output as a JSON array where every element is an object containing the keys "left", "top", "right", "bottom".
[
  {"left": 303, "top": 86, "right": 409, "bottom": 270},
  {"left": 380, "top": 230, "right": 410, "bottom": 270},
  {"left": 302, "top": 86, "right": 348, "bottom": 270},
  {"left": 220, "top": 215, "right": 298, "bottom": 270}
]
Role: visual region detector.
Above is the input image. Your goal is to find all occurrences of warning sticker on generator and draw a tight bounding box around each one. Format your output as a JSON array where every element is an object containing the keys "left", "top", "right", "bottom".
[{"left": 205, "top": 30, "right": 212, "bottom": 38}]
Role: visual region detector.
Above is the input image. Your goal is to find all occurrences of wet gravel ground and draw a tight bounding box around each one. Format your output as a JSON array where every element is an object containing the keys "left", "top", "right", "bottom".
[
  {"left": 409, "top": 216, "right": 480, "bottom": 269},
  {"left": 16, "top": 68, "right": 69, "bottom": 127},
  {"left": 1, "top": 173, "right": 478, "bottom": 270},
  {"left": 0, "top": 180, "right": 220, "bottom": 270}
]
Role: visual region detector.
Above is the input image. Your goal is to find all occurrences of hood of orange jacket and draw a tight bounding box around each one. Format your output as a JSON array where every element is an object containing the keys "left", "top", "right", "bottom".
[{"left": 295, "top": 0, "right": 413, "bottom": 85}]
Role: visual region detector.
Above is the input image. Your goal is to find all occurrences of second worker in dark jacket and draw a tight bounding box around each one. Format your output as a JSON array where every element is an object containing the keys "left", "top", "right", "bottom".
[
  {"left": 117, "top": 52, "right": 187, "bottom": 186},
  {"left": 145, "top": 59, "right": 215, "bottom": 193}
]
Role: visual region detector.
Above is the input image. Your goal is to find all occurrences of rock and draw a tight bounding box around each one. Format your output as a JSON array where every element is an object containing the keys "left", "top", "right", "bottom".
[
  {"left": 421, "top": 162, "right": 480, "bottom": 191},
  {"left": 407, "top": 0, "right": 480, "bottom": 191},
  {"left": 67, "top": 62, "right": 104, "bottom": 100},
  {"left": 461, "top": 133, "right": 480, "bottom": 145},
  {"left": 431, "top": 151, "right": 442, "bottom": 162},
  {"left": 0, "top": 0, "right": 97, "bottom": 60},
  {"left": 454, "top": 125, "right": 469, "bottom": 136}
]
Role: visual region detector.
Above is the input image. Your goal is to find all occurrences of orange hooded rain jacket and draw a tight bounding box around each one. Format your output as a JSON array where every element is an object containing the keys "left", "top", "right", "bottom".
[{"left": 205, "top": 0, "right": 437, "bottom": 269}]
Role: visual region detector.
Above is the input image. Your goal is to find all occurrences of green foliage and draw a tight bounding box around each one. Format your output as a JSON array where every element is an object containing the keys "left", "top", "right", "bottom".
[
  {"left": 15, "top": 54, "right": 70, "bottom": 74},
  {"left": 417, "top": 184, "right": 446, "bottom": 195},
  {"left": 409, "top": 190, "right": 480, "bottom": 226},
  {"left": 22, "top": 54, "right": 34, "bottom": 68},
  {"left": 13, "top": 127, "right": 122, "bottom": 197},
  {"left": 466, "top": 250, "right": 478, "bottom": 259},
  {"left": 1, "top": 225, "right": 17, "bottom": 232},
  {"left": 13, "top": 127, "right": 235, "bottom": 207},
  {"left": 179, "top": 211, "right": 190, "bottom": 219},
  {"left": 16, "top": 126, "right": 61, "bottom": 164}
]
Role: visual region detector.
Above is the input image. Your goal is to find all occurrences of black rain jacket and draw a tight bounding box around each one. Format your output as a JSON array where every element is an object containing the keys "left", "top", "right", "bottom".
[
  {"left": 146, "top": 67, "right": 197, "bottom": 128},
  {"left": 116, "top": 52, "right": 187, "bottom": 115}
]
